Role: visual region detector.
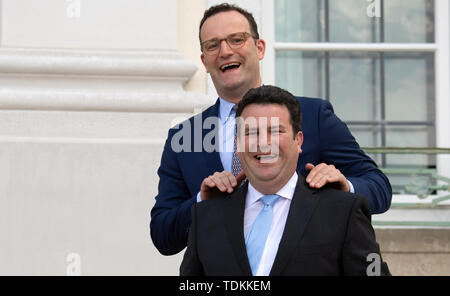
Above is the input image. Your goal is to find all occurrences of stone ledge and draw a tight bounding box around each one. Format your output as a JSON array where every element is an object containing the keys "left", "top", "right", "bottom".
[
  {"left": 0, "top": 48, "right": 212, "bottom": 113},
  {"left": 375, "top": 228, "right": 450, "bottom": 253},
  {"left": 382, "top": 253, "right": 450, "bottom": 276},
  {"left": 0, "top": 47, "right": 197, "bottom": 78},
  {"left": 374, "top": 228, "right": 450, "bottom": 275},
  {"left": 0, "top": 87, "right": 210, "bottom": 113}
]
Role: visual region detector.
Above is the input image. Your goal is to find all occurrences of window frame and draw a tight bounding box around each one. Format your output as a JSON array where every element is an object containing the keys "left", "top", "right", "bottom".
[{"left": 260, "top": 0, "right": 450, "bottom": 208}]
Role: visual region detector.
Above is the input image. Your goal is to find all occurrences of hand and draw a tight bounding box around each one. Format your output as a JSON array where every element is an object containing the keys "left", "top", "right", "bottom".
[
  {"left": 305, "top": 163, "right": 350, "bottom": 192},
  {"left": 200, "top": 170, "right": 246, "bottom": 201}
]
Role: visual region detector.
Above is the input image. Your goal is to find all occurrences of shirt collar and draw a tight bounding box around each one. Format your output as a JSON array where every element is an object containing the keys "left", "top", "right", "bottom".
[
  {"left": 219, "top": 97, "right": 236, "bottom": 123},
  {"left": 246, "top": 172, "right": 298, "bottom": 208},
  {"left": 218, "top": 83, "right": 265, "bottom": 122}
]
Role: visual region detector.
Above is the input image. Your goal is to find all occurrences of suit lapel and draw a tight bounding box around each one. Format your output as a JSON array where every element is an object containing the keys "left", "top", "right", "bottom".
[
  {"left": 223, "top": 182, "right": 253, "bottom": 275},
  {"left": 269, "top": 176, "right": 320, "bottom": 276},
  {"left": 201, "top": 99, "right": 224, "bottom": 172}
]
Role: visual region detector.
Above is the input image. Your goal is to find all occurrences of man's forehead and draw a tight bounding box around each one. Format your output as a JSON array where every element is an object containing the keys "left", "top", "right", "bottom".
[
  {"left": 241, "top": 103, "right": 289, "bottom": 116},
  {"left": 200, "top": 10, "right": 251, "bottom": 39}
]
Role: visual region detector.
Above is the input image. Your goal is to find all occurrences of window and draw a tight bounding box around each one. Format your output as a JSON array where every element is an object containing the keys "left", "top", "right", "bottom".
[{"left": 261, "top": 0, "right": 450, "bottom": 196}]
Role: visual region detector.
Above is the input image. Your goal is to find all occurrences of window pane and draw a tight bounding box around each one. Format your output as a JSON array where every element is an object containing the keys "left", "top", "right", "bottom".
[
  {"left": 386, "top": 125, "right": 435, "bottom": 163},
  {"left": 384, "top": 53, "right": 435, "bottom": 122},
  {"left": 349, "top": 126, "right": 382, "bottom": 164},
  {"left": 275, "top": 0, "right": 325, "bottom": 42},
  {"left": 274, "top": 0, "right": 434, "bottom": 43},
  {"left": 275, "top": 51, "right": 325, "bottom": 98},
  {"left": 329, "top": 0, "right": 380, "bottom": 43},
  {"left": 276, "top": 51, "right": 435, "bottom": 124},
  {"left": 329, "top": 52, "right": 380, "bottom": 121},
  {"left": 350, "top": 126, "right": 381, "bottom": 147},
  {"left": 384, "top": 0, "right": 434, "bottom": 43},
  {"left": 385, "top": 125, "right": 436, "bottom": 194},
  {"left": 388, "top": 173, "right": 435, "bottom": 195}
]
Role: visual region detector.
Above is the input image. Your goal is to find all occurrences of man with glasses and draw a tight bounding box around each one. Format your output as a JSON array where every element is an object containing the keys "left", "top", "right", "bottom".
[{"left": 150, "top": 3, "right": 392, "bottom": 256}]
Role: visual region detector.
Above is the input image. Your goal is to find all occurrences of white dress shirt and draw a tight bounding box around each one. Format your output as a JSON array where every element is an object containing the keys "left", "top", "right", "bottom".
[
  {"left": 244, "top": 172, "right": 298, "bottom": 276},
  {"left": 217, "top": 97, "right": 237, "bottom": 172}
]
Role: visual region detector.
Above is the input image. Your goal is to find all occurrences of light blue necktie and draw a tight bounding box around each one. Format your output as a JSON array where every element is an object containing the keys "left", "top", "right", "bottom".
[{"left": 245, "top": 194, "right": 280, "bottom": 275}]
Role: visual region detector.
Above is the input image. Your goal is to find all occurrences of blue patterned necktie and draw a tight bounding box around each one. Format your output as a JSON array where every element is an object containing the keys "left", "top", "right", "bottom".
[
  {"left": 231, "top": 105, "right": 242, "bottom": 176},
  {"left": 245, "top": 194, "right": 281, "bottom": 275}
]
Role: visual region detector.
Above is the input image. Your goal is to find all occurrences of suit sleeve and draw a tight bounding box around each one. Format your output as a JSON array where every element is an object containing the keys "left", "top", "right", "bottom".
[
  {"left": 317, "top": 100, "right": 392, "bottom": 214},
  {"left": 150, "top": 128, "right": 196, "bottom": 256},
  {"left": 180, "top": 204, "right": 205, "bottom": 276},
  {"left": 342, "top": 195, "right": 391, "bottom": 276}
]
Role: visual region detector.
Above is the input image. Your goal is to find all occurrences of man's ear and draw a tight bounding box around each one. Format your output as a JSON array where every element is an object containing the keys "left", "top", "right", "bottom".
[
  {"left": 296, "top": 131, "right": 303, "bottom": 154},
  {"left": 200, "top": 53, "right": 209, "bottom": 73},
  {"left": 256, "top": 39, "right": 266, "bottom": 60}
]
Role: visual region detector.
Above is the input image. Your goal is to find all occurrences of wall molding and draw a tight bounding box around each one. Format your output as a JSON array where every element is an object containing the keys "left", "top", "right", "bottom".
[{"left": 0, "top": 47, "right": 211, "bottom": 113}]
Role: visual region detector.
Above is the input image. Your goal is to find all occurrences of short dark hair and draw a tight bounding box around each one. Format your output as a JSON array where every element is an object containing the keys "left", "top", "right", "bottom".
[
  {"left": 199, "top": 3, "right": 260, "bottom": 43},
  {"left": 236, "top": 85, "right": 302, "bottom": 137}
]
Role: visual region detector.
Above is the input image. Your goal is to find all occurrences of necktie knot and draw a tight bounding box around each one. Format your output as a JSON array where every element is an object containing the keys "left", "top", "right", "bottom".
[
  {"left": 230, "top": 104, "right": 238, "bottom": 117},
  {"left": 260, "top": 194, "right": 280, "bottom": 208}
]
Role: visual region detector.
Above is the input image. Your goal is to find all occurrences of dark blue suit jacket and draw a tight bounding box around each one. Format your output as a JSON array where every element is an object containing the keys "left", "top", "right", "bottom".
[{"left": 150, "top": 97, "right": 392, "bottom": 255}]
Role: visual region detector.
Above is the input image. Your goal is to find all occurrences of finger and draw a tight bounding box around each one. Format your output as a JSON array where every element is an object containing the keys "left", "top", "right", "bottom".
[
  {"left": 236, "top": 170, "right": 246, "bottom": 184},
  {"left": 211, "top": 172, "right": 233, "bottom": 192},
  {"left": 314, "top": 168, "right": 343, "bottom": 188},
  {"left": 200, "top": 177, "right": 224, "bottom": 200},
  {"left": 201, "top": 176, "right": 216, "bottom": 190},
  {"left": 316, "top": 173, "right": 335, "bottom": 188},
  {"left": 224, "top": 172, "right": 238, "bottom": 193},
  {"left": 305, "top": 163, "right": 315, "bottom": 172},
  {"left": 309, "top": 163, "right": 338, "bottom": 185},
  {"left": 319, "top": 165, "right": 340, "bottom": 184},
  {"left": 308, "top": 172, "right": 323, "bottom": 187},
  {"left": 326, "top": 173, "right": 349, "bottom": 191},
  {"left": 209, "top": 174, "right": 228, "bottom": 192},
  {"left": 306, "top": 163, "right": 327, "bottom": 183}
]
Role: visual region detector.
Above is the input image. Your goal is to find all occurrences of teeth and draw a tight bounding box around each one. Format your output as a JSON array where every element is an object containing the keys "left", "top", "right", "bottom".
[
  {"left": 221, "top": 63, "right": 240, "bottom": 71},
  {"left": 256, "top": 154, "right": 277, "bottom": 160}
]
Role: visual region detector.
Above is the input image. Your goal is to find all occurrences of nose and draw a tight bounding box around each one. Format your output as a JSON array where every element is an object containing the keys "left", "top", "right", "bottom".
[
  {"left": 258, "top": 132, "right": 272, "bottom": 153},
  {"left": 218, "top": 39, "right": 234, "bottom": 57}
]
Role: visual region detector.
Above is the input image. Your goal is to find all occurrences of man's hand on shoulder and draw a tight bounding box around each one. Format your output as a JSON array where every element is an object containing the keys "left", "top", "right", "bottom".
[
  {"left": 305, "top": 163, "right": 350, "bottom": 192},
  {"left": 200, "top": 170, "right": 246, "bottom": 201}
]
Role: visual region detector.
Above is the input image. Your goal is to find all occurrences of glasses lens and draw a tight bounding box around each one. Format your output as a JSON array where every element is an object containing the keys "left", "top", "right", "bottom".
[
  {"left": 204, "top": 40, "right": 219, "bottom": 53},
  {"left": 202, "top": 33, "right": 252, "bottom": 55},
  {"left": 227, "top": 33, "right": 246, "bottom": 47}
]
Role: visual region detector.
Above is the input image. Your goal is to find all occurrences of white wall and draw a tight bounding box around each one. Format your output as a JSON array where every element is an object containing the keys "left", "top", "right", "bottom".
[
  {"left": 2, "top": 0, "right": 176, "bottom": 50},
  {"left": 0, "top": 0, "right": 208, "bottom": 275}
]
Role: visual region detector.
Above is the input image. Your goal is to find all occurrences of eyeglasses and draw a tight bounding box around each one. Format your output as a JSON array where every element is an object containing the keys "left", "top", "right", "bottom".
[{"left": 201, "top": 32, "right": 257, "bottom": 56}]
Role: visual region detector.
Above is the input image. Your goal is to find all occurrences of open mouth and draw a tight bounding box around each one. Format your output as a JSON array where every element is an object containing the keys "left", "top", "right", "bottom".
[
  {"left": 254, "top": 154, "right": 278, "bottom": 163},
  {"left": 220, "top": 62, "right": 241, "bottom": 73}
]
